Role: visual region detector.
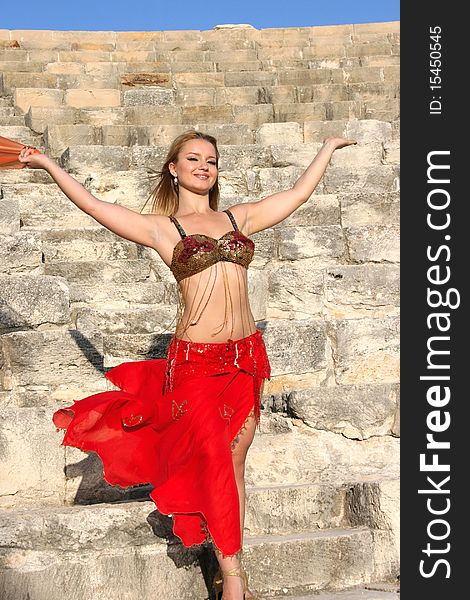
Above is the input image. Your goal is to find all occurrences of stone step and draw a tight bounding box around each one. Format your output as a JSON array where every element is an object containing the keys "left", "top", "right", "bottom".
[
  {"left": 0, "top": 114, "right": 25, "bottom": 125},
  {"left": 40, "top": 226, "right": 139, "bottom": 262},
  {"left": 0, "top": 106, "right": 14, "bottom": 116},
  {"left": 44, "top": 258, "right": 153, "bottom": 283},
  {"left": 55, "top": 139, "right": 387, "bottom": 174},
  {"left": 0, "top": 523, "right": 391, "bottom": 600},
  {"left": 0, "top": 481, "right": 353, "bottom": 545},
  {"left": 0, "top": 124, "right": 43, "bottom": 147}
]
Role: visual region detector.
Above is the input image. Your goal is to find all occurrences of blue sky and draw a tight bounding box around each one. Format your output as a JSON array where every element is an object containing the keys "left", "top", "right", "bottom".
[{"left": 1, "top": 0, "right": 399, "bottom": 32}]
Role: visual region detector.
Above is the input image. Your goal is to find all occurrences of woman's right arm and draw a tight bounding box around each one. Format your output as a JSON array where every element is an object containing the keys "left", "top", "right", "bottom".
[{"left": 18, "top": 147, "right": 160, "bottom": 249}]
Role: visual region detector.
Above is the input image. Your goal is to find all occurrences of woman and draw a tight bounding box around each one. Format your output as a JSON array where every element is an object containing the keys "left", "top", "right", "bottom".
[{"left": 18, "top": 131, "right": 356, "bottom": 600}]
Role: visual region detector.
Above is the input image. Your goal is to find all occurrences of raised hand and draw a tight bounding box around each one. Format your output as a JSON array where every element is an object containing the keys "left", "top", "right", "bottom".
[
  {"left": 17, "top": 146, "right": 52, "bottom": 169},
  {"left": 323, "top": 137, "right": 358, "bottom": 150}
]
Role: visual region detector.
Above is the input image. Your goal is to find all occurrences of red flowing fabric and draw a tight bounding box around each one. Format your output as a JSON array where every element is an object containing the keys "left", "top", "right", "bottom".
[
  {"left": 0, "top": 135, "right": 40, "bottom": 170},
  {"left": 53, "top": 329, "right": 271, "bottom": 557}
]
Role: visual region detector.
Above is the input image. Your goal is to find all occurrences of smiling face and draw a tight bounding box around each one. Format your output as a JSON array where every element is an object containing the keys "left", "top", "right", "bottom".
[{"left": 169, "top": 139, "right": 218, "bottom": 196}]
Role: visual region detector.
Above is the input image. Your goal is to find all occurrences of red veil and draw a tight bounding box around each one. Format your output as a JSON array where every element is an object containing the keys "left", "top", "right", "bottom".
[{"left": 0, "top": 135, "right": 40, "bottom": 170}]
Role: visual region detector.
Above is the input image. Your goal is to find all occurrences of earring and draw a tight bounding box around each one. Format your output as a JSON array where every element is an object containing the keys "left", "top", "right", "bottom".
[{"left": 173, "top": 176, "right": 178, "bottom": 186}]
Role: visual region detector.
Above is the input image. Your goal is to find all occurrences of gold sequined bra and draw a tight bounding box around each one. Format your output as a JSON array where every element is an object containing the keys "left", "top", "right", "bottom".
[{"left": 169, "top": 209, "right": 255, "bottom": 283}]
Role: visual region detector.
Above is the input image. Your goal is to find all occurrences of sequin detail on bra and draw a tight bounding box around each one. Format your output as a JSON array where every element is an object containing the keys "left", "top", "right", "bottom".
[{"left": 169, "top": 209, "right": 255, "bottom": 283}]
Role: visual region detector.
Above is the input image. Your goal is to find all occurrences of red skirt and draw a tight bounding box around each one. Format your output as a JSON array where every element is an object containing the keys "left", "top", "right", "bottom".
[{"left": 52, "top": 328, "right": 271, "bottom": 557}]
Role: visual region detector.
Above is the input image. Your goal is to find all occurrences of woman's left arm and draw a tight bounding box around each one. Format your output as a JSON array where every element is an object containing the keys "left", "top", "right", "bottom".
[{"left": 238, "top": 137, "right": 356, "bottom": 235}]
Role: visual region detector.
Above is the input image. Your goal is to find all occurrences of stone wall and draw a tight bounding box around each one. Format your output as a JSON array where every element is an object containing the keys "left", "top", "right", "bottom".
[{"left": 0, "top": 21, "right": 400, "bottom": 599}]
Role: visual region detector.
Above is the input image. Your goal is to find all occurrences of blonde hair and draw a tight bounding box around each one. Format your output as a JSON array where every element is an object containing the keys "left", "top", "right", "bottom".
[{"left": 142, "top": 130, "right": 220, "bottom": 216}]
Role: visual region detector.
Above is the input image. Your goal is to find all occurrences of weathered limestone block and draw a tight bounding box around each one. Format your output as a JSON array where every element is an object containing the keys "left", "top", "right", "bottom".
[
  {"left": 218, "top": 169, "right": 249, "bottom": 197},
  {"left": 330, "top": 316, "right": 399, "bottom": 384},
  {"left": 0, "top": 60, "right": 46, "bottom": 73},
  {"left": 78, "top": 168, "right": 152, "bottom": 211},
  {"left": 270, "top": 143, "right": 322, "bottom": 168},
  {"left": 303, "top": 43, "right": 348, "bottom": 59},
  {"left": 276, "top": 195, "right": 340, "bottom": 227},
  {"left": 68, "top": 281, "right": 165, "bottom": 306},
  {"left": 45, "top": 259, "right": 151, "bottom": 284},
  {"left": 347, "top": 479, "right": 400, "bottom": 579},
  {"left": 247, "top": 427, "right": 399, "bottom": 487},
  {"left": 1, "top": 72, "right": 58, "bottom": 94},
  {"left": 279, "top": 69, "right": 343, "bottom": 86},
  {"left": 326, "top": 99, "right": 364, "bottom": 121},
  {"left": 257, "top": 166, "right": 309, "bottom": 195},
  {"left": 224, "top": 71, "right": 276, "bottom": 87},
  {"left": 64, "top": 89, "right": 121, "bottom": 109},
  {"left": 340, "top": 192, "right": 400, "bottom": 226},
  {"left": 215, "top": 60, "right": 261, "bottom": 72},
  {"left": 383, "top": 140, "right": 400, "bottom": 165},
  {"left": 175, "top": 87, "right": 216, "bottom": 106},
  {"left": 174, "top": 72, "right": 224, "bottom": 87},
  {"left": 0, "top": 274, "right": 70, "bottom": 331},
  {"left": 247, "top": 268, "right": 268, "bottom": 321},
  {"left": 267, "top": 261, "right": 324, "bottom": 319},
  {"left": 263, "top": 84, "right": 297, "bottom": 104},
  {"left": 256, "top": 122, "right": 303, "bottom": 149},
  {"left": 129, "top": 142, "right": 175, "bottom": 169},
  {"left": 263, "top": 320, "right": 328, "bottom": 377},
  {"left": 343, "top": 67, "right": 383, "bottom": 84},
  {"left": 277, "top": 225, "right": 346, "bottom": 263},
  {"left": 324, "top": 164, "right": 400, "bottom": 194},
  {"left": 189, "top": 123, "right": 255, "bottom": 145},
  {"left": 182, "top": 104, "right": 234, "bottom": 124},
  {"left": 58, "top": 50, "right": 112, "bottom": 63},
  {"left": 45, "top": 124, "right": 100, "bottom": 156},
  {"left": 298, "top": 84, "right": 349, "bottom": 103},
  {"left": 346, "top": 42, "right": 393, "bottom": 58},
  {"left": 288, "top": 383, "right": 399, "bottom": 439},
  {"left": 274, "top": 102, "right": 327, "bottom": 122},
  {"left": 99, "top": 124, "right": 144, "bottom": 146},
  {"left": 124, "top": 104, "right": 183, "bottom": 125},
  {"left": 25, "top": 106, "right": 78, "bottom": 133},
  {"left": 382, "top": 66, "right": 400, "bottom": 83},
  {"left": 122, "top": 88, "right": 174, "bottom": 106},
  {"left": 135, "top": 125, "right": 194, "bottom": 147},
  {"left": 0, "top": 329, "right": 106, "bottom": 404},
  {"left": 103, "top": 332, "right": 172, "bottom": 365},
  {"left": 0, "top": 231, "right": 43, "bottom": 274},
  {"left": 45, "top": 61, "right": 85, "bottom": 74},
  {"left": 54, "top": 74, "right": 121, "bottom": 91},
  {"left": 345, "top": 225, "right": 400, "bottom": 263},
  {"left": 348, "top": 82, "right": 399, "bottom": 102},
  {"left": 329, "top": 143, "right": 383, "bottom": 168},
  {"left": 325, "top": 264, "right": 400, "bottom": 318},
  {"left": 345, "top": 119, "right": 392, "bottom": 144},
  {"left": 74, "top": 306, "right": 176, "bottom": 335},
  {"left": 0, "top": 406, "right": 66, "bottom": 507},
  {"left": 232, "top": 104, "right": 274, "bottom": 127},
  {"left": 245, "top": 483, "right": 346, "bottom": 535},
  {"left": 14, "top": 88, "right": 64, "bottom": 113},
  {"left": 363, "top": 98, "right": 400, "bottom": 122},
  {"left": 218, "top": 145, "right": 272, "bottom": 170},
  {"left": 0, "top": 197, "right": 20, "bottom": 234},
  {"left": 59, "top": 145, "right": 131, "bottom": 172},
  {"left": 121, "top": 71, "right": 172, "bottom": 89},
  {"left": 303, "top": 119, "right": 349, "bottom": 143},
  {"left": 41, "top": 227, "right": 138, "bottom": 263},
  {"left": 78, "top": 106, "right": 127, "bottom": 126},
  {"left": 248, "top": 228, "right": 277, "bottom": 268}
]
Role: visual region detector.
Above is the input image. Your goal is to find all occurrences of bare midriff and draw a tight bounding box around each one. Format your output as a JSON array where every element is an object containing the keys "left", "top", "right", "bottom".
[{"left": 174, "top": 261, "right": 257, "bottom": 343}]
